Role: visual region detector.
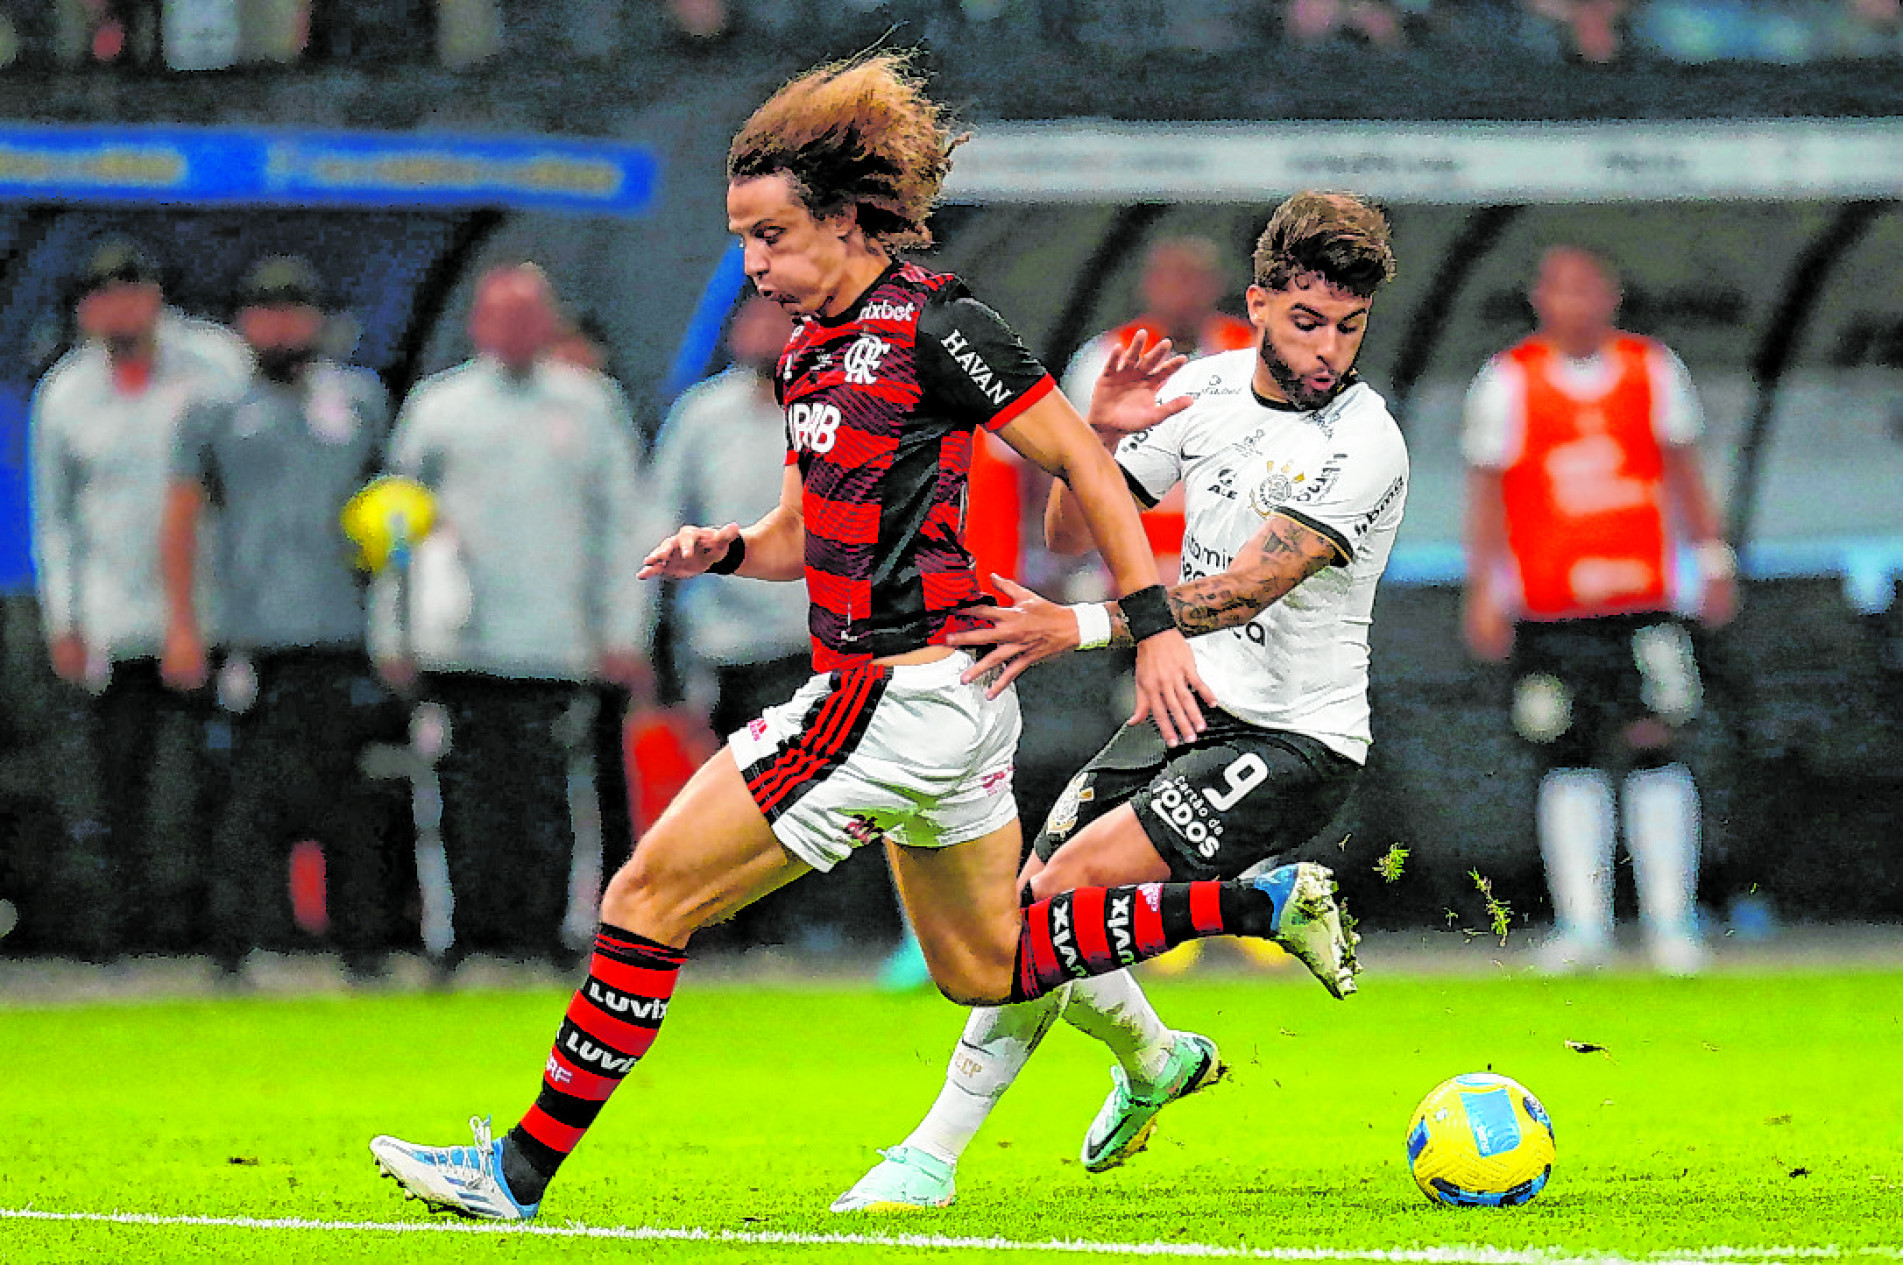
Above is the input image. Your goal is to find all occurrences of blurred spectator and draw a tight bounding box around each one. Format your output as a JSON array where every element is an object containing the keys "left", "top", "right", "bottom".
[
  {"left": 373, "top": 262, "right": 650, "bottom": 967},
  {"left": 646, "top": 295, "right": 805, "bottom": 748},
  {"left": 664, "top": 0, "right": 726, "bottom": 41},
  {"left": 161, "top": 254, "right": 397, "bottom": 980},
  {"left": 1635, "top": 0, "right": 1903, "bottom": 62},
  {"left": 305, "top": 0, "right": 436, "bottom": 66},
  {"left": 547, "top": 306, "right": 613, "bottom": 378},
  {"left": 75, "top": 0, "right": 162, "bottom": 67},
  {"left": 1849, "top": 0, "right": 1902, "bottom": 30},
  {"left": 1523, "top": 0, "right": 1628, "bottom": 64},
  {"left": 545, "top": 301, "right": 642, "bottom": 876},
  {"left": 1059, "top": 236, "right": 1257, "bottom": 592},
  {"left": 1284, "top": 0, "right": 1409, "bottom": 49},
  {"left": 28, "top": 239, "right": 248, "bottom": 959},
  {"left": 1462, "top": 246, "right": 1736, "bottom": 975}
]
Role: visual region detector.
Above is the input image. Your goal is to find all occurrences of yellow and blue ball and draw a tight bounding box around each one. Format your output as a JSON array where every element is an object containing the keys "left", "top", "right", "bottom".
[
  {"left": 341, "top": 475, "right": 436, "bottom": 573},
  {"left": 1406, "top": 1072, "right": 1555, "bottom": 1207}
]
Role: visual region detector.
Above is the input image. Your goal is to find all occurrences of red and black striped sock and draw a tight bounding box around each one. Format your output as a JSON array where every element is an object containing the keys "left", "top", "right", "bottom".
[
  {"left": 502, "top": 924, "right": 685, "bottom": 1200},
  {"left": 1009, "top": 880, "right": 1271, "bottom": 1002}
]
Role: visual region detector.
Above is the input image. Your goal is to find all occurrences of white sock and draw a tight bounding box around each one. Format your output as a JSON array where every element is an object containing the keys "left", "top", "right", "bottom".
[
  {"left": 1538, "top": 768, "right": 1615, "bottom": 943},
  {"left": 901, "top": 984, "right": 1069, "bottom": 1166},
  {"left": 1061, "top": 969, "right": 1174, "bottom": 1085},
  {"left": 1625, "top": 762, "right": 1700, "bottom": 935}
]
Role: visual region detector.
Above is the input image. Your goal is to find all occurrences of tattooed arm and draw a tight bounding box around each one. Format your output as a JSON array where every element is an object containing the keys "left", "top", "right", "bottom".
[
  {"left": 948, "top": 511, "right": 1344, "bottom": 696},
  {"left": 1103, "top": 512, "right": 1343, "bottom": 645}
]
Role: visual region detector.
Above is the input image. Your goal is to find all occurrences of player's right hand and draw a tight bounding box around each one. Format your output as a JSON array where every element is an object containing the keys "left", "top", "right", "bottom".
[
  {"left": 639, "top": 522, "right": 743, "bottom": 580},
  {"left": 161, "top": 623, "right": 208, "bottom": 691},
  {"left": 1462, "top": 589, "right": 1514, "bottom": 663},
  {"left": 1086, "top": 329, "right": 1193, "bottom": 442},
  {"left": 49, "top": 633, "right": 88, "bottom": 685},
  {"left": 947, "top": 575, "right": 1079, "bottom": 695},
  {"left": 1130, "top": 629, "right": 1215, "bottom": 747},
  {"left": 376, "top": 656, "right": 417, "bottom": 692}
]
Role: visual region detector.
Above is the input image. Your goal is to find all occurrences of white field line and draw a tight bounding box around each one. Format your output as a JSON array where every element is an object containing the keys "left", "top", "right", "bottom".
[{"left": 2, "top": 1210, "right": 1899, "bottom": 1263}]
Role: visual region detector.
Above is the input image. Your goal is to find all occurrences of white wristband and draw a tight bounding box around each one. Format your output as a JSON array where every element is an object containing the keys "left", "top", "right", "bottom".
[{"left": 1070, "top": 602, "right": 1112, "bottom": 651}]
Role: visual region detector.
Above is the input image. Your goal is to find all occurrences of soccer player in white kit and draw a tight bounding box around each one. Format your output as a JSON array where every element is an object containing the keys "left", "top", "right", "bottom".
[{"left": 835, "top": 190, "right": 1408, "bottom": 1211}]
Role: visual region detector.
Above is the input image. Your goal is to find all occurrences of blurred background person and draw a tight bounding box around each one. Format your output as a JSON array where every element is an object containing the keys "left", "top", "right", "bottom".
[
  {"left": 1059, "top": 236, "right": 1257, "bottom": 593},
  {"left": 644, "top": 293, "right": 891, "bottom": 959},
  {"left": 1522, "top": 0, "right": 1629, "bottom": 64},
  {"left": 28, "top": 239, "right": 247, "bottom": 960},
  {"left": 647, "top": 295, "right": 805, "bottom": 745},
  {"left": 161, "top": 254, "right": 397, "bottom": 982},
  {"left": 1462, "top": 245, "right": 1738, "bottom": 976},
  {"left": 1284, "top": 0, "right": 1411, "bottom": 50},
  {"left": 545, "top": 300, "right": 645, "bottom": 878},
  {"left": 372, "top": 262, "right": 651, "bottom": 970}
]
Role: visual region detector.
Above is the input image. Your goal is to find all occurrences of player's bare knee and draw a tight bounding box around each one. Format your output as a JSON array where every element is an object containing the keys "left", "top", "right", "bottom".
[
  {"left": 921, "top": 939, "right": 1017, "bottom": 1005},
  {"left": 934, "top": 964, "right": 1013, "bottom": 1008},
  {"left": 599, "top": 854, "right": 699, "bottom": 944}
]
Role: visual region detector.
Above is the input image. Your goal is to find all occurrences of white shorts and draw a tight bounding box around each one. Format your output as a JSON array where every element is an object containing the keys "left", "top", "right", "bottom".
[{"left": 727, "top": 650, "right": 1021, "bottom": 871}]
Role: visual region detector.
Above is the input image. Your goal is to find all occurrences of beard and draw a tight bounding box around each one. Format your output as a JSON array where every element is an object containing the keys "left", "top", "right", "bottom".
[
  {"left": 1258, "top": 333, "right": 1347, "bottom": 411},
  {"left": 255, "top": 345, "right": 315, "bottom": 384}
]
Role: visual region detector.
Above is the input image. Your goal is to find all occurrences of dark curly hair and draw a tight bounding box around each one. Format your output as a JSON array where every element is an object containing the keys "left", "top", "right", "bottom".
[{"left": 1253, "top": 191, "right": 1397, "bottom": 298}]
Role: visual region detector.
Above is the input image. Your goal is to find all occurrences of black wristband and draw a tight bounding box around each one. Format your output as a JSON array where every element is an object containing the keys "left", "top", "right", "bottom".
[
  {"left": 706, "top": 535, "right": 747, "bottom": 575},
  {"left": 1120, "top": 584, "right": 1175, "bottom": 642}
]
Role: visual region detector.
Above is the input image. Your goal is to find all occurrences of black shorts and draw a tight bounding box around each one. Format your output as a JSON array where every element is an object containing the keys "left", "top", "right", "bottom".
[
  {"left": 1509, "top": 613, "right": 1703, "bottom": 768},
  {"left": 1031, "top": 710, "right": 1360, "bottom": 884}
]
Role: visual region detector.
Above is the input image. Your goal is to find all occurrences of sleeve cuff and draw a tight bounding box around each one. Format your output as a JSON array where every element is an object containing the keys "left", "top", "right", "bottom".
[
  {"left": 1120, "top": 464, "right": 1161, "bottom": 509},
  {"left": 983, "top": 374, "right": 1056, "bottom": 432},
  {"left": 1276, "top": 507, "right": 1353, "bottom": 566}
]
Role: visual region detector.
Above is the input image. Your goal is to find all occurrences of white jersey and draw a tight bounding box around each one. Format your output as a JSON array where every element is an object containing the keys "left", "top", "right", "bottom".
[{"left": 1115, "top": 349, "right": 1409, "bottom": 762}]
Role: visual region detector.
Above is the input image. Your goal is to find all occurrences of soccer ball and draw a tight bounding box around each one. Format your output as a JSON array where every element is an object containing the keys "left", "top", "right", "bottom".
[
  {"left": 1405, "top": 1072, "right": 1555, "bottom": 1207},
  {"left": 341, "top": 475, "right": 436, "bottom": 573}
]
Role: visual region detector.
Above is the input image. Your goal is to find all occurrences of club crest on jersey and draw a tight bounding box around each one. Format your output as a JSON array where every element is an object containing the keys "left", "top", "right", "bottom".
[
  {"left": 842, "top": 334, "right": 888, "bottom": 385},
  {"left": 1042, "top": 771, "right": 1095, "bottom": 841},
  {"left": 1249, "top": 459, "right": 1305, "bottom": 517}
]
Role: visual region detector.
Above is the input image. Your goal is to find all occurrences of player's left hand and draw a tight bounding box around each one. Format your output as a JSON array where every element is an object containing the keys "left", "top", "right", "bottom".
[
  {"left": 948, "top": 575, "right": 1078, "bottom": 696},
  {"left": 598, "top": 650, "right": 654, "bottom": 698},
  {"left": 1130, "top": 629, "right": 1214, "bottom": 747}
]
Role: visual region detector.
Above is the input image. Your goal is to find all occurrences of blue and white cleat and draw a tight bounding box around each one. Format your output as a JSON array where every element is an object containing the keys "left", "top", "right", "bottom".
[
  {"left": 370, "top": 1116, "right": 539, "bottom": 1221},
  {"left": 1081, "top": 1030, "right": 1227, "bottom": 1172},
  {"left": 1252, "top": 863, "right": 1359, "bottom": 999},
  {"left": 829, "top": 1144, "right": 956, "bottom": 1212}
]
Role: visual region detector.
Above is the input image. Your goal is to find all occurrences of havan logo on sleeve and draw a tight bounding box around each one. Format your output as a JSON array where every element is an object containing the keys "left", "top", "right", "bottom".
[{"left": 938, "top": 328, "right": 1015, "bottom": 407}]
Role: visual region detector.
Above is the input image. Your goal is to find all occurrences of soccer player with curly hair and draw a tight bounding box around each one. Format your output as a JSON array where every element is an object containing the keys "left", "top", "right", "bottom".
[
  {"left": 369, "top": 54, "right": 1354, "bottom": 1221},
  {"left": 835, "top": 191, "right": 1406, "bottom": 1210}
]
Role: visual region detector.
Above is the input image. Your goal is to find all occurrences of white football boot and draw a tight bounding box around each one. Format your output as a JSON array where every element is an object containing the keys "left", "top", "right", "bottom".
[{"left": 370, "top": 1116, "right": 539, "bottom": 1221}]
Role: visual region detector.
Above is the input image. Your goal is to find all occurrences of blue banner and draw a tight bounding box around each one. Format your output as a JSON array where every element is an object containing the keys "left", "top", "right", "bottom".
[{"left": 0, "top": 125, "right": 658, "bottom": 216}]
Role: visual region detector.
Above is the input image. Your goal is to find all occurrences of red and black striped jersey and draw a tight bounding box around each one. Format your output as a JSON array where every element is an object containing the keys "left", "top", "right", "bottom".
[{"left": 776, "top": 261, "right": 1054, "bottom": 670}]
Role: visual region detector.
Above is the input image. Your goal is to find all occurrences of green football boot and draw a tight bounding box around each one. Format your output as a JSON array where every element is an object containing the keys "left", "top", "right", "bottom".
[{"left": 1080, "top": 1031, "right": 1227, "bottom": 1173}]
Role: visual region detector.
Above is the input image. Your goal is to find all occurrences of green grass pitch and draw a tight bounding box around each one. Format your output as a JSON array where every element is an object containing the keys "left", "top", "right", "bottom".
[{"left": 2, "top": 962, "right": 1899, "bottom": 1263}]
